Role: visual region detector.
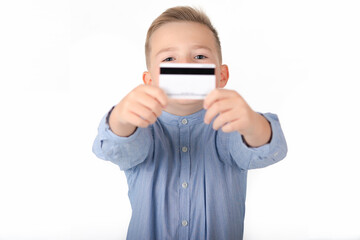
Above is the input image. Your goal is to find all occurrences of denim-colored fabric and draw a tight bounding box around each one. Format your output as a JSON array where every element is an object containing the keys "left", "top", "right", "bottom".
[{"left": 93, "top": 108, "right": 287, "bottom": 240}]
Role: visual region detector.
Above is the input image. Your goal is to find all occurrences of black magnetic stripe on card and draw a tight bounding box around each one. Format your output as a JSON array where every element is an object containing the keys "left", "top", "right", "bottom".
[{"left": 160, "top": 67, "right": 215, "bottom": 75}]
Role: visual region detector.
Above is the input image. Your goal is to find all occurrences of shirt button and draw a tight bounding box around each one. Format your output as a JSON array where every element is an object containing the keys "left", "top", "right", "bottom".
[
  {"left": 182, "top": 146, "right": 188, "bottom": 153},
  {"left": 181, "top": 118, "right": 188, "bottom": 125},
  {"left": 182, "top": 220, "right": 188, "bottom": 227},
  {"left": 182, "top": 182, "right": 188, "bottom": 189}
]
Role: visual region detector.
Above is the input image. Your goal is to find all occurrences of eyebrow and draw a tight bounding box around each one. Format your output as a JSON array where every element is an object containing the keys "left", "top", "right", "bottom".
[
  {"left": 155, "top": 45, "right": 213, "bottom": 57},
  {"left": 192, "top": 45, "right": 213, "bottom": 52},
  {"left": 155, "top": 47, "right": 178, "bottom": 57}
]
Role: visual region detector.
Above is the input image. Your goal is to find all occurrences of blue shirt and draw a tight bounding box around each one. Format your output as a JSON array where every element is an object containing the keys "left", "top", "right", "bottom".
[{"left": 92, "top": 108, "right": 287, "bottom": 240}]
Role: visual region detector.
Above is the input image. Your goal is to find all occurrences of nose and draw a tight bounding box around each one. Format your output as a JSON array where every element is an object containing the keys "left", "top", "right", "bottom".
[{"left": 180, "top": 55, "right": 194, "bottom": 64}]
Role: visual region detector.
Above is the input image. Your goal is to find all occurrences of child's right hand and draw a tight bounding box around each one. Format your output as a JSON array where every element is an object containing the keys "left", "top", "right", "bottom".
[{"left": 108, "top": 84, "right": 168, "bottom": 137}]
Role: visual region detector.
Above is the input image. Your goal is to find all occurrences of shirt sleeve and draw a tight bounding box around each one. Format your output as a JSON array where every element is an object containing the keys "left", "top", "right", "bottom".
[
  {"left": 216, "top": 112, "right": 287, "bottom": 170},
  {"left": 92, "top": 107, "right": 153, "bottom": 171}
]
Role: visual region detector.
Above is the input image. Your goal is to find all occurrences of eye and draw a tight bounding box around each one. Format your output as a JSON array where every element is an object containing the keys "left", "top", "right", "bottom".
[
  {"left": 162, "top": 57, "right": 175, "bottom": 62},
  {"left": 194, "top": 55, "right": 207, "bottom": 60}
]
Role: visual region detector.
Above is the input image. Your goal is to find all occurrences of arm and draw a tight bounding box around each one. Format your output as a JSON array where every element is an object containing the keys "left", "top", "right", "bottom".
[
  {"left": 204, "top": 89, "right": 271, "bottom": 147},
  {"left": 109, "top": 84, "right": 168, "bottom": 137},
  {"left": 204, "top": 89, "right": 287, "bottom": 170},
  {"left": 92, "top": 84, "right": 168, "bottom": 171},
  {"left": 92, "top": 108, "right": 153, "bottom": 170},
  {"left": 215, "top": 112, "right": 287, "bottom": 170},
  {"left": 232, "top": 113, "right": 287, "bottom": 169}
]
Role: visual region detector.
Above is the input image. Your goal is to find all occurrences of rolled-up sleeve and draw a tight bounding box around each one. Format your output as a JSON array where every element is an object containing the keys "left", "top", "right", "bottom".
[
  {"left": 92, "top": 109, "right": 153, "bottom": 171},
  {"left": 217, "top": 113, "right": 287, "bottom": 170}
]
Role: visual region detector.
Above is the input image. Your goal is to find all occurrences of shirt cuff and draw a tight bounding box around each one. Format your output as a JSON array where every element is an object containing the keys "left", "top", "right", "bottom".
[
  {"left": 93, "top": 107, "right": 153, "bottom": 170},
  {"left": 100, "top": 106, "right": 143, "bottom": 143},
  {"left": 229, "top": 112, "right": 287, "bottom": 170}
]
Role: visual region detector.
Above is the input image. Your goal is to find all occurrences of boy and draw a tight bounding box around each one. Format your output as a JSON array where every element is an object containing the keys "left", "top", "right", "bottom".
[{"left": 93, "top": 6, "right": 287, "bottom": 240}]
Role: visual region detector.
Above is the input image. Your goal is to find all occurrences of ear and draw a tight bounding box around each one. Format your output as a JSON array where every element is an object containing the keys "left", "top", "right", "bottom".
[
  {"left": 218, "top": 64, "right": 229, "bottom": 88},
  {"left": 143, "top": 71, "right": 152, "bottom": 85}
]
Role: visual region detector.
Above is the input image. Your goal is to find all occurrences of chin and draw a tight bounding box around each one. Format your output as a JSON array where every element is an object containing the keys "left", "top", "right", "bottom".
[{"left": 171, "top": 99, "right": 203, "bottom": 105}]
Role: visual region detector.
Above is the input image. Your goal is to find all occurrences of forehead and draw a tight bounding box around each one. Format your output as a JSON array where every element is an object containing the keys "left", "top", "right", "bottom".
[{"left": 149, "top": 21, "right": 217, "bottom": 54}]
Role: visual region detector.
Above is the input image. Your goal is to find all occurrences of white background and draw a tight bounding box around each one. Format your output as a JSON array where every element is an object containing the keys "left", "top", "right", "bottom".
[{"left": 1, "top": 0, "right": 359, "bottom": 239}]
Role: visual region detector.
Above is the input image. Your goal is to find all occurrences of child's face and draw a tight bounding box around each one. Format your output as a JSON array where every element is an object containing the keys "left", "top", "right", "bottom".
[
  {"left": 143, "top": 21, "right": 229, "bottom": 109},
  {"left": 144, "top": 21, "right": 228, "bottom": 88}
]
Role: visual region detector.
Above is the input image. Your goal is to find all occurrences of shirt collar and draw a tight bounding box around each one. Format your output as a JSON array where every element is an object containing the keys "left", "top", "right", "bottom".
[{"left": 158, "top": 109, "right": 206, "bottom": 126}]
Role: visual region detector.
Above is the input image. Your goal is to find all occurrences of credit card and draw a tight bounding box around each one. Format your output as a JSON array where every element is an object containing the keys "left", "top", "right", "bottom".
[{"left": 159, "top": 63, "right": 216, "bottom": 99}]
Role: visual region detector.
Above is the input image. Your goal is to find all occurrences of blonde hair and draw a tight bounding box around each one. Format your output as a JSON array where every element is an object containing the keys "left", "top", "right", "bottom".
[{"left": 145, "top": 6, "right": 222, "bottom": 68}]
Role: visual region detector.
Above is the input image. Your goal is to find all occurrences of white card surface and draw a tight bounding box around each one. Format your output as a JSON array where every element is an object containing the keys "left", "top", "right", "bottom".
[{"left": 159, "top": 63, "right": 216, "bottom": 99}]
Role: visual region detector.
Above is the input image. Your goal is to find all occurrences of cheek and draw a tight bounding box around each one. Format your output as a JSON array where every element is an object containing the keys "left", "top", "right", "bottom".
[
  {"left": 153, "top": 78, "right": 159, "bottom": 86},
  {"left": 150, "top": 67, "right": 160, "bottom": 86},
  {"left": 153, "top": 73, "right": 160, "bottom": 86},
  {"left": 215, "top": 68, "right": 222, "bottom": 87}
]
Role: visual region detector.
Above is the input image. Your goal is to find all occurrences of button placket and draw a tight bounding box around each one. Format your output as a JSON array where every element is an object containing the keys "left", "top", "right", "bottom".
[
  {"left": 178, "top": 120, "right": 190, "bottom": 239},
  {"left": 181, "top": 118, "right": 188, "bottom": 125},
  {"left": 182, "top": 220, "right": 188, "bottom": 227}
]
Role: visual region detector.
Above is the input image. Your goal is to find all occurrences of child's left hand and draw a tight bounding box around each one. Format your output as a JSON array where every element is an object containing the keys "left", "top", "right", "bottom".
[{"left": 203, "top": 89, "right": 271, "bottom": 147}]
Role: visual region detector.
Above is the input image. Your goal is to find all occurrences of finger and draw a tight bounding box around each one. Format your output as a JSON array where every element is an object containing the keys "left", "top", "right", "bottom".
[
  {"left": 204, "top": 98, "right": 234, "bottom": 124},
  {"left": 212, "top": 109, "right": 240, "bottom": 130},
  {"left": 129, "top": 102, "right": 157, "bottom": 124},
  {"left": 136, "top": 93, "right": 164, "bottom": 117},
  {"left": 221, "top": 118, "right": 244, "bottom": 133},
  {"left": 141, "top": 85, "right": 168, "bottom": 108},
  {"left": 125, "top": 111, "right": 151, "bottom": 128},
  {"left": 203, "top": 89, "right": 222, "bottom": 110},
  {"left": 204, "top": 89, "right": 236, "bottom": 110}
]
